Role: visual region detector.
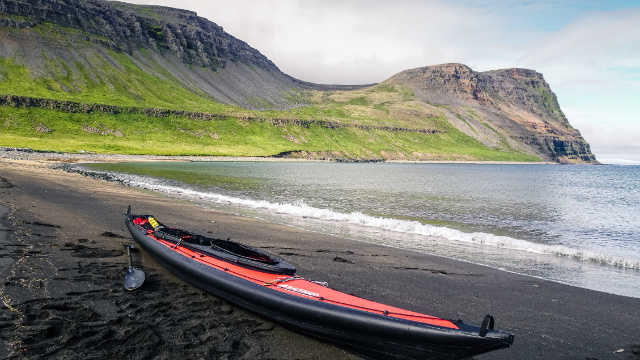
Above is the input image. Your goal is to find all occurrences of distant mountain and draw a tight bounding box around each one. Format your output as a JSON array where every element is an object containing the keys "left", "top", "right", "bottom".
[
  {"left": 383, "top": 64, "right": 597, "bottom": 162},
  {"left": 0, "top": 0, "right": 597, "bottom": 163}
]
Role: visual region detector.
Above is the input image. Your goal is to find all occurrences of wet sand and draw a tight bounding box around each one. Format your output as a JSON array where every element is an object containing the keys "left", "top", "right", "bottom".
[{"left": 1, "top": 158, "right": 639, "bottom": 359}]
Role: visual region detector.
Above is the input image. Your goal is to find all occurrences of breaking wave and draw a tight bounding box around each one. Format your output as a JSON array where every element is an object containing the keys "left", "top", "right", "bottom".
[{"left": 79, "top": 168, "right": 640, "bottom": 270}]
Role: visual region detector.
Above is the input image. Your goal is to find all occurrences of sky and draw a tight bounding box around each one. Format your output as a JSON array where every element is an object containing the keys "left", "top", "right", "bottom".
[{"left": 124, "top": 0, "right": 640, "bottom": 164}]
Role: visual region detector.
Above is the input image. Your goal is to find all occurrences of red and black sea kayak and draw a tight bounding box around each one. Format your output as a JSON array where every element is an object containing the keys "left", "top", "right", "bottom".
[{"left": 124, "top": 207, "right": 513, "bottom": 359}]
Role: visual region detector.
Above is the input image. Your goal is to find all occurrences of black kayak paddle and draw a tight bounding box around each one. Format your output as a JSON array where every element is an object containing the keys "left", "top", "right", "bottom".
[{"left": 124, "top": 244, "right": 145, "bottom": 290}]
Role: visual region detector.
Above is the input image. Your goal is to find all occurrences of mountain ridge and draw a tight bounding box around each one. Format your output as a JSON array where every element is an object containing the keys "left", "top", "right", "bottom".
[
  {"left": 0, "top": 0, "right": 367, "bottom": 110},
  {"left": 0, "top": 0, "right": 597, "bottom": 163},
  {"left": 383, "top": 63, "right": 596, "bottom": 162}
]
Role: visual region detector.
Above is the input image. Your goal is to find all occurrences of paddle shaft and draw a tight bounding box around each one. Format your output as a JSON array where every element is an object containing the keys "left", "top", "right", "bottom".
[{"left": 127, "top": 245, "right": 133, "bottom": 270}]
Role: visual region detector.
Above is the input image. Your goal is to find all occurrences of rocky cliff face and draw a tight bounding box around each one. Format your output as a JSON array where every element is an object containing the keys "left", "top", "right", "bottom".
[
  {"left": 0, "top": 0, "right": 275, "bottom": 72},
  {"left": 0, "top": 0, "right": 362, "bottom": 109},
  {"left": 385, "top": 64, "right": 597, "bottom": 163}
]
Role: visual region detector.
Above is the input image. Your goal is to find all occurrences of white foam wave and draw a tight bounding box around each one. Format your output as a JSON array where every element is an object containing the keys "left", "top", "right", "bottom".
[{"left": 98, "top": 170, "right": 640, "bottom": 270}]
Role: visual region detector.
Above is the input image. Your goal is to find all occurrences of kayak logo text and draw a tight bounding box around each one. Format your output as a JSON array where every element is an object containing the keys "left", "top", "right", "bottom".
[{"left": 277, "top": 284, "right": 319, "bottom": 298}]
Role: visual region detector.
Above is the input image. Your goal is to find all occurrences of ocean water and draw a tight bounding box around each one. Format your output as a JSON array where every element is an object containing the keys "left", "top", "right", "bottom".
[{"left": 82, "top": 162, "right": 640, "bottom": 298}]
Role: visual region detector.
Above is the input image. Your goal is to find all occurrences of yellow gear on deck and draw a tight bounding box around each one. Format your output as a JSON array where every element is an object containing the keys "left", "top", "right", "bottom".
[{"left": 148, "top": 217, "right": 160, "bottom": 230}]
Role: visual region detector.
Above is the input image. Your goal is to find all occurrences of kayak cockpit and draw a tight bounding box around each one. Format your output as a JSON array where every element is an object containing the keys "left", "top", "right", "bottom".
[{"left": 129, "top": 213, "right": 295, "bottom": 275}]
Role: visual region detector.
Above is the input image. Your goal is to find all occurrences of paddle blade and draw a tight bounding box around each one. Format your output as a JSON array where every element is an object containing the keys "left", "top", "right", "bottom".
[{"left": 125, "top": 267, "right": 145, "bottom": 290}]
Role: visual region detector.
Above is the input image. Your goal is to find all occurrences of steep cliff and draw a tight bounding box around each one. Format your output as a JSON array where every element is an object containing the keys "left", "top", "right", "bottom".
[
  {"left": 0, "top": 0, "right": 275, "bottom": 71},
  {"left": 384, "top": 64, "right": 597, "bottom": 163},
  {"left": 0, "top": 0, "right": 361, "bottom": 110}
]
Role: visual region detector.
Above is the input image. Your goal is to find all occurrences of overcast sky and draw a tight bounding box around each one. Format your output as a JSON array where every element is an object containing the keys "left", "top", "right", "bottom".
[{"left": 125, "top": 0, "right": 640, "bottom": 164}]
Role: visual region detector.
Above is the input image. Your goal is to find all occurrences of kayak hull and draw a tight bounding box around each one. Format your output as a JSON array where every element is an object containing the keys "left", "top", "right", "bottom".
[{"left": 125, "top": 210, "right": 513, "bottom": 359}]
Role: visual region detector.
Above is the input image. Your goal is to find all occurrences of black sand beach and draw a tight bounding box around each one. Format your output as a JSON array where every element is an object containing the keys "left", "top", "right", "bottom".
[{"left": 1, "top": 158, "right": 639, "bottom": 359}]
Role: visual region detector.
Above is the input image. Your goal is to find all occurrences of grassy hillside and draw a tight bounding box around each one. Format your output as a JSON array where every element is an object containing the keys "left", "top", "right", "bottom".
[
  {"left": 0, "top": 51, "right": 234, "bottom": 113},
  {"left": 0, "top": 57, "right": 540, "bottom": 161},
  {"left": 0, "top": 99, "right": 539, "bottom": 161},
  {"left": 0, "top": 14, "right": 541, "bottom": 162}
]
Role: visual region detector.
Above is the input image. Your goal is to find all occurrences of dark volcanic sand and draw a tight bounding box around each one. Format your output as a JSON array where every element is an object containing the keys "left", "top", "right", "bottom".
[{"left": 1, "top": 158, "right": 639, "bottom": 360}]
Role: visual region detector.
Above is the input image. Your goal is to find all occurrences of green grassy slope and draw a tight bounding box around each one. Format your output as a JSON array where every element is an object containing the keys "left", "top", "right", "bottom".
[
  {"left": 0, "top": 104, "right": 539, "bottom": 161},
  {"left": 0, "top": 21, "right": 540, "bottom": 161},
  {"left": 0, "top": 49, "right": 233, "bottom": 113}
]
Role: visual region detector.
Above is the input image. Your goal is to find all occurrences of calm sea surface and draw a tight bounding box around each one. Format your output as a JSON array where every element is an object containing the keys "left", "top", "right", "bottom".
[{"left": 83, "top": 162, "right": 640, "bottom": 298}]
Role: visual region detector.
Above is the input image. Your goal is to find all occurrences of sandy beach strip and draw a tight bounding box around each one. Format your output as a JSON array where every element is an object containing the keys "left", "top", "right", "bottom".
[{"left": 1, "top": 157, "right": 639, "bottom": 359}]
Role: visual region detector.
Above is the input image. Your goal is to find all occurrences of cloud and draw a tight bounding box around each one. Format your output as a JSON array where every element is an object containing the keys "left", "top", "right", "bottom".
[
  {"left": 167, "top": 0, "right": 511, "bottom": 84},
  {"left": 583, "top": 131, "right": 640, "bottom": 165},
  {"left": 517, "top": 8, "right": 640, "bottom": 73},
  {"left": 565, "top": 105, "right": 640, "bottom": 164}
]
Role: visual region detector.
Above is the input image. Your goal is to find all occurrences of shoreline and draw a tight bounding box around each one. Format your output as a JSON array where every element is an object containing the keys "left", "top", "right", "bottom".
[
  {"left": 1, "top": 147, "right": 556, "bottom": 165},
  {"left": 1, "top": 157, "right": 639, "bottom": 359},
  {"left": 56, "top": 160, "right": 640, "bottom": 299}
]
